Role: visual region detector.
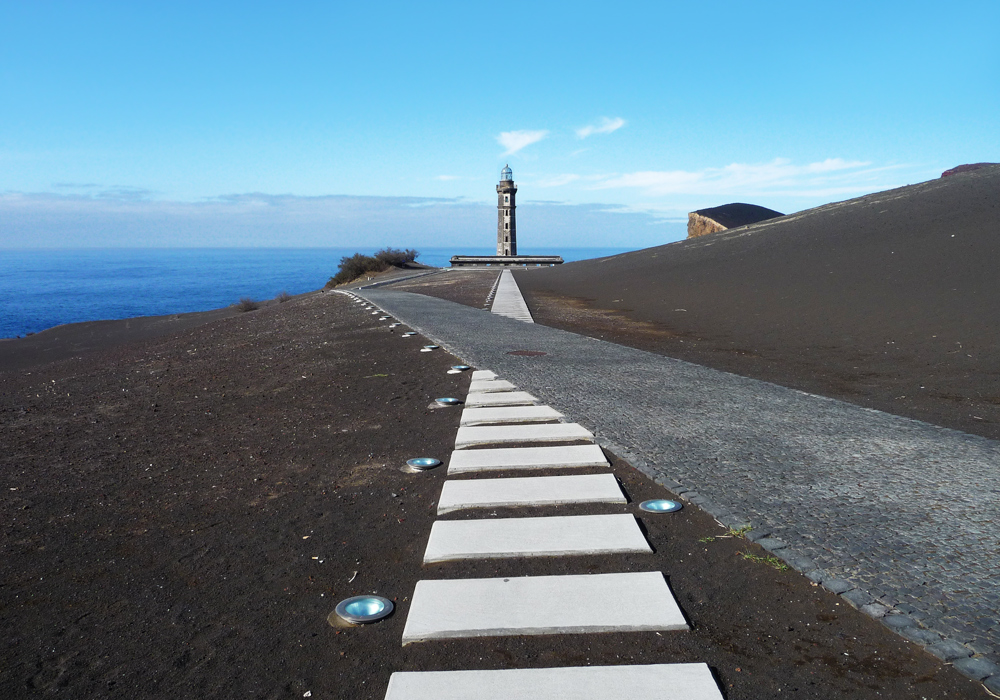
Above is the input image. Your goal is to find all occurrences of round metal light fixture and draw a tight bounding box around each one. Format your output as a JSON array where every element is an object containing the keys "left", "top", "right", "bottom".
[
  {"left": 451, "top": 365, "right": 471, "bottom": 371},
  {"left": 638, "top": 499, "right": 683, "bottom": 513},
  {"left": 334, "top": 595, "right": 394, "bottom": 624},
  {"left": 406, "top": 457, "right": 441, "bottom": 470},
  {"left": 401, "top": 332, "right": 415, "bottom": 337},
  {"left": 434, "top": 397, "right": 463, "bottom": 406}
]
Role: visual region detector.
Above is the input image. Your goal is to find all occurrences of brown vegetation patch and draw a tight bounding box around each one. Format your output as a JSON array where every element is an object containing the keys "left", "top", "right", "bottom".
[{"left": 524, "top": 290, "right": 685, "bottom": 344}]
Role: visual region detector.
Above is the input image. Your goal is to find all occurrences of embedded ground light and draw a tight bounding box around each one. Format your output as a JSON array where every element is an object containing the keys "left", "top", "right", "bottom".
[
  {"left": 334, "top": 595, "right": 394, "bottom": 624},
  {"left": 406, "top": 457, "right": 441, "bottom": 470},
  {"left": 638, "top": 499, "right": 683, "bottom": 513}
]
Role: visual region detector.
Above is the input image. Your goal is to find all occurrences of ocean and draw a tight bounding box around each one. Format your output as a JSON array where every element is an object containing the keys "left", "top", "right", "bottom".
[{"left": 0, "top": 247, "right": 634, "bottom": 339}]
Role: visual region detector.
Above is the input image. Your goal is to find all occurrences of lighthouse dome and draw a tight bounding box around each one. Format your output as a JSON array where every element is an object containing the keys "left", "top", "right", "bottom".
[{"left": 500, "top": 165, "right": 513, "bottom": 182}]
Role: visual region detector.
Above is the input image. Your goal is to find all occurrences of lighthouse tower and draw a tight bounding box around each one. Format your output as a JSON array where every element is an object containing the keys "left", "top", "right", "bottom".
[{"left": 496, "top": 164, "right": 517, "bottom": 256}]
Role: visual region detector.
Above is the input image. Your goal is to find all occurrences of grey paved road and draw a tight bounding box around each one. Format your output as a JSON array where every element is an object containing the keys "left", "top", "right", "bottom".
[{"left": 361, "top": 288, "right": 1000, "bottom": 672}]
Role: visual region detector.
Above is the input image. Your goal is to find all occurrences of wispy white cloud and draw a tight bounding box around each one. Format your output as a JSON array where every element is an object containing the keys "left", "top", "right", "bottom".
[
  {"left": 46, "top": 182, "right": 156, "bottom": 199},
  {"left": 94, "top": 186, "right": 157, "bottom": 201},
  {"left": 592, "top": 158, "right": 903, "bottom": 198},
  {"left": 52, "top": 182, "right": 99, "bottom": 189},
  {"left": 576, "top": 117, "right": 626, "bottom": 139},
  {"left": 497, "top": 129, "right": 549, "bottom": 155}
]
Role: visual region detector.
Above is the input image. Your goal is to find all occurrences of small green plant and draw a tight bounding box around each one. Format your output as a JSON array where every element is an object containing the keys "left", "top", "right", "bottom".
[
  {"left": 363, "top": 373, "right": 389, "bottom": 378},
  {"left": 275, "top": 290, "right": 293, "bottom": 303},
  {"left": 699, "top": 525, "right": 751, "bottom": 544},
  {"left": 738, "top": 550, "right": 789, "bottom": 571},
  {"left": 236, "top": 297, "right": 259, "bottom": 312}
]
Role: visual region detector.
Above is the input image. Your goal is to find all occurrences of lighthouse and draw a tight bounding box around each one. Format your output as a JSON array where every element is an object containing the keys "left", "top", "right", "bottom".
[
  {"left": 496, "top": 164, "right": 517, "bottom": 256},
  {"left": 448, "top": 165, "right": 562, "bottom": 267}
]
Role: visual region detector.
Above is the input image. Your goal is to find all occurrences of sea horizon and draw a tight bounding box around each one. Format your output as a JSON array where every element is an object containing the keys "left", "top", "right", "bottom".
[{"left": 1, "top": 246, "right": 636, "bottom": 339}]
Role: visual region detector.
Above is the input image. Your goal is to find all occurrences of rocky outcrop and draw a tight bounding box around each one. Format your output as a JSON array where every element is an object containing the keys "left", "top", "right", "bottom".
[
  {"left": 687, "top": 212, "right": 729, "bottom": 239},
  {"left": 941, "top": 163, "right": 998, "bottom": 177},
  {"left": 687, "top": 203, "right": 784, "bottom": 239}
]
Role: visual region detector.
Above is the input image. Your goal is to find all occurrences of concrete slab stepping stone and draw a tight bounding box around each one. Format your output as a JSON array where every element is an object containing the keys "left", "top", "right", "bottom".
[
  {"left": 401, "top": 571, "right": 687, "bottom": 644},
  {"left": 437, "top": 473, "right": 625, "bottom": 513},
  {"left": 459, "top": 405, "right": 563, "bottom": 426},
  {"left": 469, "top": 379, "right": 517, "bottom": 393},
  {"left": 422, "top": 513, "right": 650, "bottom": 563},
  {"left": 384, "top": 663, "right": 724, "bottom": 700},
  {"left": 465, "top": 391, "right": 538, "bottom": 407},
  {"left": 454, "top": 423, "right": 594, "bottom": 449},
  {"left": 470, "top": 370, "right": 497, "bottom": 381},
  {"left": 448, "top": 444, "right": 609, "bottom": 474}
]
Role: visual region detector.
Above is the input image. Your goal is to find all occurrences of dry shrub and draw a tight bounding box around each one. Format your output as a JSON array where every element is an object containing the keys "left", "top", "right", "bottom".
[
  {"left": 327, "top": 247, "right": 419, "bottom": 287},
  {"left": 236, "top": 297, "right": 259, "bottom": 312}
]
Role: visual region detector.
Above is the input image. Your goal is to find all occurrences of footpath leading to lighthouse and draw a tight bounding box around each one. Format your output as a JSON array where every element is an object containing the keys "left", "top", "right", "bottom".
[
  {"left": 360, "top": 282, "right": 1000, "bottom": 695},
  {"left": 0, "top": 283, "right": 987, "bottom": 698},
  {"left": 490, "top": 269, "right": 534, "bottom": 323}
]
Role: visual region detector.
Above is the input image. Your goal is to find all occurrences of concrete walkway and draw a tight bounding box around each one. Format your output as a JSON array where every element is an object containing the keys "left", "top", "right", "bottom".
[
  {"left": 490, "top": 269, "right": 534, "bottom": 323},
  {"left": 361, "top": 288, "right": 1000, "bottom": 672},
  {"left": 393, "top": 351, "right": 718, "bottom": 695}
]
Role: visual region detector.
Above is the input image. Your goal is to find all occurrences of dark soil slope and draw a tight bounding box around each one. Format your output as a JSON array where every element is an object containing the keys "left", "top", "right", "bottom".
[{"left": 516, "top": 165, "right": 1000, "bottom": 440}]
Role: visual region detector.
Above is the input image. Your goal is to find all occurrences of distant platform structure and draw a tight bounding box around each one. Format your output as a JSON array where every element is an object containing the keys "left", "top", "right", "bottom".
[
  {"left": 450, "top": 255, "right": 563, "bottom": 267},
  {"left": 687, "top": 203, "right": 784, "bottom": 239}
]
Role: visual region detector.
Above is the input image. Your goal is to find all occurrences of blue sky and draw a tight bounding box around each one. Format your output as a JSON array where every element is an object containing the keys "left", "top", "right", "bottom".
[{"left": 1, "top": 1, "right": 997, "bottom": 249}]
